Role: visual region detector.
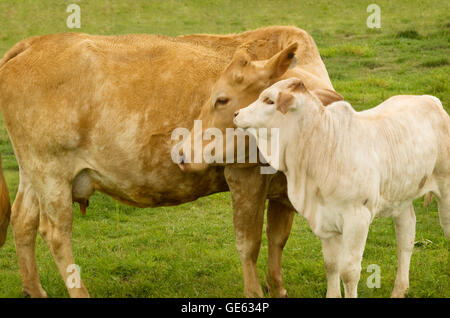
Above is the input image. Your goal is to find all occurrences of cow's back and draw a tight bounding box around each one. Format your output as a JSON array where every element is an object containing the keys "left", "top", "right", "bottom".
[{"left": 0, "top": 32, "right": 227, "bottom": 135}]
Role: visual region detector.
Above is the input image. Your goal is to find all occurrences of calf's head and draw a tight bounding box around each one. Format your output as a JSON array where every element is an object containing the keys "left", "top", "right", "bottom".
[
  {"left": 234, "top": 77, "right": 343, "bottom": 131},
  {"left": 177, "top": 42, "right": 300, "bottom": 172},
  {"left": 233, "top": 77, "right": 343, "bottom": 171}
]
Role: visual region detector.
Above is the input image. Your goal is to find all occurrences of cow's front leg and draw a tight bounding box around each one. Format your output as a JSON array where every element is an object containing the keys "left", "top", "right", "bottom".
[
  {"left": 265, "top": 200, "right": 294, "bottom": 298},
  {"left": 225, "top": 166, "right": 269, "bottom": 298}
]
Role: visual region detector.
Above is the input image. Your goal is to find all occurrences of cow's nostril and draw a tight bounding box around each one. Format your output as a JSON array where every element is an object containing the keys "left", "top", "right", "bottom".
[{"left": 234, "top": 111, "right": 239, "bottom": 118}]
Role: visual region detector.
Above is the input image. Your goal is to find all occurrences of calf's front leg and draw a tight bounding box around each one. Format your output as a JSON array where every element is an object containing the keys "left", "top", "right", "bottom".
[
  {"left": 321, "top": 234, "right": 343, "bottom": 298},
  {"left": 340, "top": 207, "right": 371, "bottom": 298}
]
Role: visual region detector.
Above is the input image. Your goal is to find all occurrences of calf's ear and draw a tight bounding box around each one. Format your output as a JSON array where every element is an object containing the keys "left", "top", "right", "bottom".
[
  {"left": 311, "top": 89, "right": 344, "bottom": 106},
  {"left": 276, "top": 92, "right": 295, "bottom": 114},
  {"left": 264, "top": 42, "right": 299, "bottom": 79}
]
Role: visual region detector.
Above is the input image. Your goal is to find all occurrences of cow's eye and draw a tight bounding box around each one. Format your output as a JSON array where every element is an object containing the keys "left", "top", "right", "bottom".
[
  {"left": 263, "top": 97, "right": 274, "bottom": 105},
  {"left": 215, "top": 97, "right": 230, "bottom": 108}
]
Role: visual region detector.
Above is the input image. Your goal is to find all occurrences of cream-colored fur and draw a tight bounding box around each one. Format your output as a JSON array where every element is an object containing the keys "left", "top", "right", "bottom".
[{"left": 235, "top": 78, "right": 450, "bottom": 298}]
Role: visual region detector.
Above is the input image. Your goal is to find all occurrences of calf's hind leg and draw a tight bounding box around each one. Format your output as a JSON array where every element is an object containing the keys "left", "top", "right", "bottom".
[
  {"left": 436, "top": 177, "right": 450, "bottom": 238},
  {"left": 391, "top": 204, "right": 416, "bottom": 298},
  {"left": 340, "top": 207, "right": 371, "bottom": 298}
]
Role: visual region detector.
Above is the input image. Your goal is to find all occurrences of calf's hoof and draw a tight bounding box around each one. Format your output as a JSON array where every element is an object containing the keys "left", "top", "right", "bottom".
[{"left": 391, "top": 290, "right": 407, "bottom": 298}]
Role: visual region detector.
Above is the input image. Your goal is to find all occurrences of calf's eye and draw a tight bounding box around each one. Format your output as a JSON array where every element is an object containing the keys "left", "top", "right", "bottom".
[{"left": 263, "top": 97, "right": 274, "bottom": 105}]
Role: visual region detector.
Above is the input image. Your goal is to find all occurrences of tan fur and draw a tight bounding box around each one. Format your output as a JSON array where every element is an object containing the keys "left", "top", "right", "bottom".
[
  {"left": 288, "top": 80, "right": 306, "bottom": 93},
  {"left": 311, "top": 88, "right": 344, "bottom": 106},
  {"left": 0, "top": 26, "right": 327, "bottom": 298},
  {"left": 276, "top": 92, "right": 295, "bottom": 114}
]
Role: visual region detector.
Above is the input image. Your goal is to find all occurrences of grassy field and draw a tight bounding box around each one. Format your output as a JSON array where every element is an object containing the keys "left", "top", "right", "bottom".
[{"left": 0, "top": 0, "right": 448, "bottom": 298}]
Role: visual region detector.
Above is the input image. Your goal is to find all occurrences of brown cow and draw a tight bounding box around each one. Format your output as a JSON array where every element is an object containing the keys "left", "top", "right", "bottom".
[{"left": 0, "top": 26, "right": 340, "bottom": 298}]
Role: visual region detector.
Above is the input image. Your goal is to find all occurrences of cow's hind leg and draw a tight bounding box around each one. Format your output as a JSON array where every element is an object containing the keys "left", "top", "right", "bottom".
[
  {"left": 36, "top": 177, "right": 89, "bottom": 298},
  {"left": 391, "top": 204, "right": 416, "bottom": 298},
  {"left": 225, "top": 166, "right": 269, "bottom": 298},
  {"left": 265, "top": 200, "right": 294, "bottom": 298},
  {"left": 11, "top": 181, "right": 47, "bottom": 297}
]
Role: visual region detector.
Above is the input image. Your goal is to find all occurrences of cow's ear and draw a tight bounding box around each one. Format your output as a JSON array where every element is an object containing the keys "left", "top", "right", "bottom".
[
  {"left": 276, "top": 91, "right": 295, "bottom": 114},
  {"left": 230, "top": 47, "right": 252, "bottom": 69},
  {"left": 264, "top": 42, "right": 298, "bottom": 80},
  {"left": 311, "top": 89, "right": 344, "bottom": 106}
]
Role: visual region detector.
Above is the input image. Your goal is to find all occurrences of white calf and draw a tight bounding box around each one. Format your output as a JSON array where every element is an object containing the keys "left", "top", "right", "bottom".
[{"left": 234, "top": 78, "right": 450, "bottom": 298}]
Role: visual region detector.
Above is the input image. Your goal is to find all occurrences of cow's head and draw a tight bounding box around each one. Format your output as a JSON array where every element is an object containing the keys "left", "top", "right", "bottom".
[
  {"left": 176, "top": 42, "right": 301, "bottom": 172},
  {"left": 200, "top": 41, "right": 300, "bottom": 132}
]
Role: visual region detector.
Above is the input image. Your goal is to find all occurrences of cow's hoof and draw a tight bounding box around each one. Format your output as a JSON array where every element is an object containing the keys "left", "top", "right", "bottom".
[
  {"left": 269, "top": 288, "right": 288, "bottom": 298},
  {"left": 264, "top": 276, "right": 288, "bottom": 298},
  {"left": 278, "top": 289, "right": 288, "bottom": 298},
  {"left": 244, "top": 288, "right": 265, "bottom": 298},
  {"left": 22, "top": 288, "right": 48, "bottom": 298}
]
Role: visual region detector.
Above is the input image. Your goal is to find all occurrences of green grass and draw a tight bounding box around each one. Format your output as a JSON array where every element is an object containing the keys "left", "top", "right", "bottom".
[{"left": 0, "top": 0, "right": 449, "bottom": 298}]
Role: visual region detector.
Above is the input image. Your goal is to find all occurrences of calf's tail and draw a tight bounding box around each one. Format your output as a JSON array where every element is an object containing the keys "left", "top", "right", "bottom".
[{"left": 0, "top": 155, "right": 11, "bottom": 247}]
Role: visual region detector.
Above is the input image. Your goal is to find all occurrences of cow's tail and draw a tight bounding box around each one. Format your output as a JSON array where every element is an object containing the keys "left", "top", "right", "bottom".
[{"left": 0, "top": 154, "right": 11, "bottom": 247}]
